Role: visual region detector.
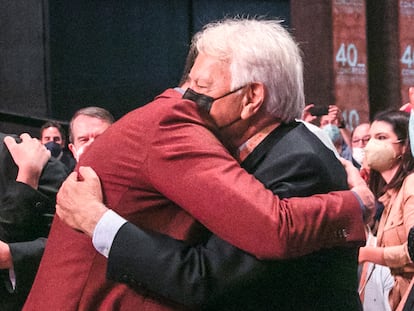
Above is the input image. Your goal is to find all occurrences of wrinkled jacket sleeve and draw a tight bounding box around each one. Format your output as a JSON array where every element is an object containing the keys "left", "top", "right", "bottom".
[
  {"left": 8, "top": 238, "right": 47, "bottom": 294},
  {"left": 107, "top": 190, "right": 363, "bottom": 306},
  {"left": 145, "top": 102, "right": 365, "bottom": 259},
  {"left": 0, "top": 182, "right": 53, "bottom": 243}
]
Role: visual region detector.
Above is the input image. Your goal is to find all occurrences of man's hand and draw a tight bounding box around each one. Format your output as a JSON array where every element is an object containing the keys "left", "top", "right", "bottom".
[
  {"left": 340, "top": 157, "right": 375, "bottom": 224},
  {"left": 56, "top": 166, "right": 108, "bottom": 237},
  {"left": 301, "top": 104, "right": 317, "bottom": 123},
  {"left": 340, "top": 157, "right": 366, "bottom": 188},
  {"left": 327, "top": 105, "right": 342, "bottom": 124},
  {"left": 0, "top": 240, "right": 12, "bottom": 269},
  {"left": 4, "top": 133, "right": 51, "bottom": 189},
  {"left": 352, "top": 184, "right": 375, "bottom": 225}
]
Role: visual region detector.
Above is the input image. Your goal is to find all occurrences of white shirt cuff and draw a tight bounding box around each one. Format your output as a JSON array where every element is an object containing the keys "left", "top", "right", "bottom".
[
  {"left": 92, "top": 209, "right": 127, "bottom": 258},
  {"left": 9, "top": 267, "right": 16, "bottom": 290}
]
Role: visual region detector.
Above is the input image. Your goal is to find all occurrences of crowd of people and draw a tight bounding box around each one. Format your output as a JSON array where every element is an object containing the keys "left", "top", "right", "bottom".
[
  {"left": 0, "top": 16, "right": 413, "bottom": 311},
  {"left": 0, "top": 107, "right": 114, "bottom": 310}
]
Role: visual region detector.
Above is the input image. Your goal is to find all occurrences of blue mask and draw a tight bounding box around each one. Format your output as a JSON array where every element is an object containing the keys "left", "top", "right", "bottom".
[
  {"left": 44, "top": 141, "right": 62, "bottom": 158},
  {"left": 322, "top": 124, "right": 341, "bottom": 144}
]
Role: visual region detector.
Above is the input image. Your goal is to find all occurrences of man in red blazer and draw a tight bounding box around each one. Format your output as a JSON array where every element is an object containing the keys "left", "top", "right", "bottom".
[{"left": 24, "top": 18, "right": 371, "bottom": 310}]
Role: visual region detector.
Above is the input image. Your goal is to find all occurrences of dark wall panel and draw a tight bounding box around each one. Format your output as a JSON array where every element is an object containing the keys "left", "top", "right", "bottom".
[
  {"left": 192, "top": 0, "right": 289, "bottom": 31},
  {"left": 49, "top": 0, "right": 290, "bottom": 121},
  {"left": 48, "top": 0, "right": 191, "bottom": 120},
  {"left": 291, "top": 1, "right": 335, "bottom": 109},
  {"left": 366, "top": 0, "right": 401, "bottom": 118},
  {"left": 0, "top": 0, "right": 48, "bottom": 119},
  {"left": 0, "top": 0, "right": 290, "bottom": 134}
]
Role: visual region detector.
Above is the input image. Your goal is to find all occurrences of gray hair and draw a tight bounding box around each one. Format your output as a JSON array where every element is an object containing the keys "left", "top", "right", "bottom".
[
  {"left": 69, "top": 106, "right": 115, "bottom": 142},
  {"left": 193, "top": 17, "right": 305, "bottom": 122}
]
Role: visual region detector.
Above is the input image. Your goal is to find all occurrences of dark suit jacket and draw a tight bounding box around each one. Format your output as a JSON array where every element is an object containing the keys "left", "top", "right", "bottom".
[
  {"left": 0, "top": 133, "right": 67, "bottom": 311},
  {"left": 106, "top": 122, "right": 363, "bottom": 310},
  {"left": 24, "top": 90, "right": 365, "bottom": 311}
]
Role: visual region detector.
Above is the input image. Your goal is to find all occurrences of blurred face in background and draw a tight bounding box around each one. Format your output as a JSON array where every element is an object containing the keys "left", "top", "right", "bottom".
[
  {"left": 68, "top": 115, "right": 112, "bottom": 162},
  {"left": 41, "top": 127, "right": 64, "bottom": 148},
  {"left": 351, "top": 123, "right": 370, "bottom": 149},
  {"left": 351, "top": 123, "right": 370, "bottom": 165}
]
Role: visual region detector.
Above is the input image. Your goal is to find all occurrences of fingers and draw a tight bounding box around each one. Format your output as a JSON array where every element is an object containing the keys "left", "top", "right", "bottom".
[
  {"left": 351, "top": 185, "right": 376, "bottom": 224},
  {"left": 19, "top": 133, "right": 32, "bottom": 142},
  {"left": 78, "top": 166, "right": 99, "bottom": 181},
  {"left": 339, "top": 157, "right": 354, "bottom": 171},
  {"left": 303, "top": 104, "right": 315, "bottom": 111},
  {"left": 57, "top": 167, "right": 100, "bottom": 202},
  {"left": 55, "top": 204, "right": 64, "bottom": 219},
  {"left": 4, "top": 133, "right": 50, "bottom": 169},
  {"left": 3, "top": 136, "right": 17, "bottom": 150},
  {"left": 67, "top": 171, "right": 81, "bottom": 182},
  {"left": 338, "top": 156, "right": 347, "bottom": 166},
  {"left": 302, "top": 104, "right": 317, "bottom": 122},
  {"left": 327, "top": 105, "right": 342, "bottom": 124}
]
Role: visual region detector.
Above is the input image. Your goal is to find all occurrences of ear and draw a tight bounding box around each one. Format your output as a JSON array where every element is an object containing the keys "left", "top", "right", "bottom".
[
  {"left": 240, "top": 83, "right": 265, "bottom": 120},
  {"left": 68, "top": 143, "right": 76, "bottom": 158}
]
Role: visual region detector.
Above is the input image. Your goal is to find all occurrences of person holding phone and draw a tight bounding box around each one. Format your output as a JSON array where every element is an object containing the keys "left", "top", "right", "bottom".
[{"left": 304, "top": 103, "right": 353, "bottom": 160}]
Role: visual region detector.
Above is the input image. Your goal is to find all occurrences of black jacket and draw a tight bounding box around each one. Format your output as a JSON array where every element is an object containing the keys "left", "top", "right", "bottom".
[
  {"left": 0, "top": 133, "right": 68, "bottom": 311},
  {"left": 107, "top": 122, "right": 362, "bottom": 310}
]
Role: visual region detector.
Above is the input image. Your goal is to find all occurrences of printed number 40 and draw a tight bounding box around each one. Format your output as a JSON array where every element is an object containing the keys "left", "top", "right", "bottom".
[
  {"left": 401, "top": 45, "right": 414, "bottom": 68},
  {"left": 335, "top": 43, "right": 358, "bottom": 67}
]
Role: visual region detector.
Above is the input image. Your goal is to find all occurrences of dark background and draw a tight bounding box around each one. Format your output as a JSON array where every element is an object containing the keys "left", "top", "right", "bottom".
[{"left": 0, "top": 0, "right": 289, "bottom": 136}]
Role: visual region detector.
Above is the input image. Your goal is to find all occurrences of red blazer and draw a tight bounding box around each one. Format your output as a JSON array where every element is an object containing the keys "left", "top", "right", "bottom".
[{"left": 24, "top": 89, "right": 365, "bottom": 310}]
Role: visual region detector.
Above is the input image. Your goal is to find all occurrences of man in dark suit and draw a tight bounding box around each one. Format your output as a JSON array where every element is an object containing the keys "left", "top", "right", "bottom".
[
  {"left": 25, "top": 18, "right": 371, "bottom": 310},
  {"left": 57, "top": 123, "right": 368, "bottom": 311},
  {"left": 0, "top": 133, "right": 68, "bottom": 311}
]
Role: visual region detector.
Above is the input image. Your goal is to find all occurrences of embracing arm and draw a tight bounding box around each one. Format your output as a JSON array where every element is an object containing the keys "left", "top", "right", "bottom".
[
  {"left": 58, "top": 165, "right": 370, "bottom": 260},
  {"left": 57, "top": 99, "right": 371, "bottom": 259},
  {"left": 103, "top": 155, "right": 370, "bottom": 306},
  {"left": 107, "top": 222, "right": 261, "bottom": 307},
  {"left": 105, "top": 190, "right": 362, "bottom": 307},
  {"left": 57, "top": 166, "right": 369, "bottom": 306},
  {"left": 145, "top": 111, "right": 370, "bottom": 259},
  {"left": 0, "top": 134, "right": 54, "bottom": 242}
]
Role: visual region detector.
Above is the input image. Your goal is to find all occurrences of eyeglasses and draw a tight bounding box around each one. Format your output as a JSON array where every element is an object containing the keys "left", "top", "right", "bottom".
[{"left": 352, "top": 137, "right": 370, "bottom": 144}]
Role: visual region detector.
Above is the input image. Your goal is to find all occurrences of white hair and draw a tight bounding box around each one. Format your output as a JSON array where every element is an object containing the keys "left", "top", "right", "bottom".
[{"left": 193, "top": 17, "right": 305, "bottom": 122}]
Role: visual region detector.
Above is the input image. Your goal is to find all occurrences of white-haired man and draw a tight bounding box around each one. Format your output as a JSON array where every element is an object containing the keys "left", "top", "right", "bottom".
[{"left": 25, "top": 18, "right": 371, "bottom": 311}]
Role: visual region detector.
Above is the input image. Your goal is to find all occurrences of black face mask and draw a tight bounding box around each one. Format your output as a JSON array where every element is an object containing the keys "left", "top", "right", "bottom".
[
  {"left": 44, "top": 141, "right": 62, "bottom": 158},
  {"left": 182, "top": 86, "right": 245, "bottom": 113}
]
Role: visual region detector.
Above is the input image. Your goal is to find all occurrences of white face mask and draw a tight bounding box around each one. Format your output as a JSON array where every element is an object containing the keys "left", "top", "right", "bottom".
[
  {"left": 71, "top": 145, "right": 86, "bottom": 162},
  {"left": 352, "top": 147, "right": 365, "bottom": 165}
]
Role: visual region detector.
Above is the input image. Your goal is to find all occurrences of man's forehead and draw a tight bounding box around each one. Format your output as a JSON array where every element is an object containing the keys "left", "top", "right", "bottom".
[
  {"left": 192, "top": 54, "right": 228, "bottom": 74},
  {"left": 73, "top": 119, "right": 110, "bottom": 139},
  {"left": 43, "top": 127, "right": 61, "bottom": 137},
  {"left": 353, "top": 124, "right": 370, "bottom": 136}
]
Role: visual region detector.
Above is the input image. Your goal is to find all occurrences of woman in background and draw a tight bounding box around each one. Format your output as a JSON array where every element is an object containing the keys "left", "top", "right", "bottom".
[{"left": 359, "top": 110, "right": 414, "bottom": 310}]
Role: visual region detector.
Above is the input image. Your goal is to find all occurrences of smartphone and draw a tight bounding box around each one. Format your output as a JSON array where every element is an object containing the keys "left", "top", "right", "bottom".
[{"left": 309, "top": 106, "right": 329, "bottom": 116}]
